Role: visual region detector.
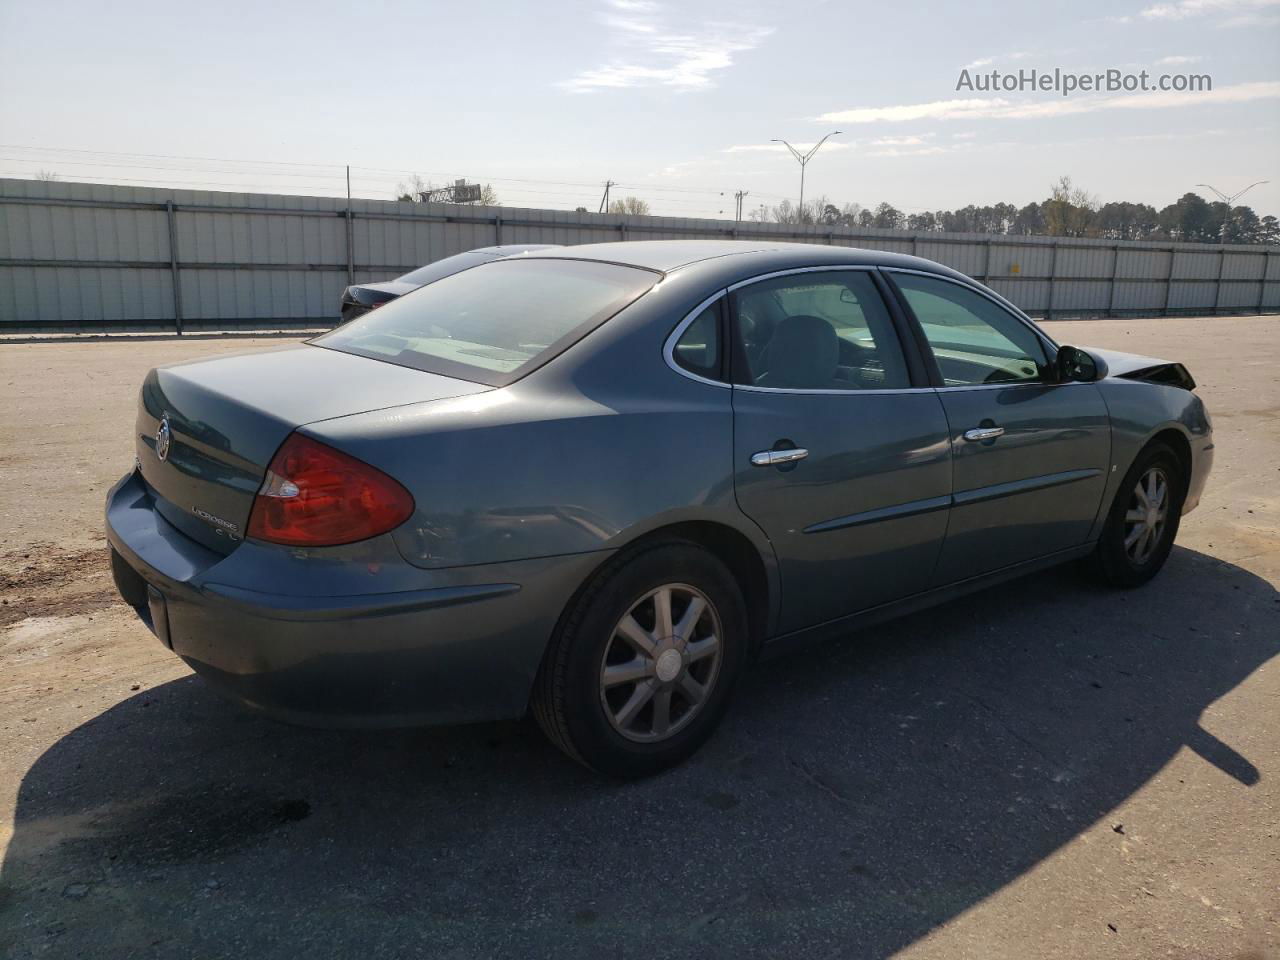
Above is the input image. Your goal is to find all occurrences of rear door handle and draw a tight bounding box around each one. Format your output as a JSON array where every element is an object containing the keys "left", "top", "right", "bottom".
[
  {"left": 963, "top": 426, "right": 1005, "bottom": 442},
  {"left": 751, "top": 448, "right": 809, "bottom": 467}
]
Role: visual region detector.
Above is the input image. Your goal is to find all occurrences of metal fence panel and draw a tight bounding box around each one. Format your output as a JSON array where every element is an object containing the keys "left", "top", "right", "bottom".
[
  {"left": 1116, "top": 248, "right": 1170, "bottom": 279},
  {"left": 1168, "top": 281, "right": 1218, "bottom": 310},
  {"left": 1056, "top": 245, "right": 1113, "bottom": 278},
  {"left": 1112, "top": 280, "right": 1167, "bottom": 311},
  {"left": 1177, "top": 251, "right": 1222, "bottom": 280},
  {"left": 2, "top": 177, "right": 1277, "bottom": 329},
  {"left": 1051, "top": 279, "right": 1111, "bottom": 311},
  {"left": 994, "top": 243, "right": 1055, "bottom": 279},
  {"left": 1222, "top": 252, "right": 1267, "bottom": 281}
]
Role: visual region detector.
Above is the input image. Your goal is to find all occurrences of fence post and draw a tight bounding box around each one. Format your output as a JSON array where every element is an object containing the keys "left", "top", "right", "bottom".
[
  {"left": 982, "top": 238, "right": 992, "bottom": 284},
  {"left": 495, "top": 215, "right": 502, "bottom": 246},
  {"left": 1045, "top": 242, "right": 1058, "bottom": 320},
  {"left": 1213, "top": 247, "right": 1226, "bottom": 316},
  {"left": 1106, "top": 245, "right": 1119, "bottom": 318},
  {"left": 911, "top": 234, "right": 919, "bottom": 257},
  {"left": 1260, "top": 251, "right": 1272, "bottom": 315},
  {"left": 165, "top": 200, "right": 184, "bottom": 336},
  {"left": 1162, "top": 246, "right": 1176, "bottom": 316},
  {"left": 345, "top": 206, "right": 354, "bottom": 284}
]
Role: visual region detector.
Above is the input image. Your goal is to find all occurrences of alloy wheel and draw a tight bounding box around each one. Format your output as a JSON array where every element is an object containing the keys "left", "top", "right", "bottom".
[
  {"left": 598, "top": 583, "right": 723, "bottom": 743},
  {"left": 1123, "top": 466, "right": 1169, "bottom": 565}
]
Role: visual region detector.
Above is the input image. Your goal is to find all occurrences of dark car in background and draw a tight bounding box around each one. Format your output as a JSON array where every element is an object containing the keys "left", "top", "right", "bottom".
[{"left": 338, "top": 244, "right": 561, "bottom": 324}]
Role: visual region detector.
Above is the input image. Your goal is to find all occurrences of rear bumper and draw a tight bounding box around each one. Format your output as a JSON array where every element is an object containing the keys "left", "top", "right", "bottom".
[{"left": 105, "top": 471, "right": 606, "bottom": 727}]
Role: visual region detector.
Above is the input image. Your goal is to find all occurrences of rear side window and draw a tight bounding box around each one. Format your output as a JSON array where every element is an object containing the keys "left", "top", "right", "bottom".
[
  {"left": 314, "top": 259, "right": 658, "bottom": 386},
  {"left": 672, "top": 303, "right": 721, "bottom": 381},
  {"left": 731, "top": 271, "right": 910, "bottom": 390}
]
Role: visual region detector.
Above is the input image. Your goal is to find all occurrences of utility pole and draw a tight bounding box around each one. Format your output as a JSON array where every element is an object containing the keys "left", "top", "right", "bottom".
[
  {"left": 598, "top": 180, "right": 616, "bottom": 214},
  {"left": 1195, "top": 181, "right": 1269, "bottom": 242},
  {"left": 734, "top": 190, "right": 749, "bottom": 222},
  {"left": 345, "top": 164, "right": 354, "bottom": 284},
  {"left": 772, "top": 132, "right": 842, "bottom": 219}
]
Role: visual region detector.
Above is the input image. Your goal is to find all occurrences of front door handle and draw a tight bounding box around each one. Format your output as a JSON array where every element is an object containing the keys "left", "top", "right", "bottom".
[
  {"left": 751, "top": 447, "right": 809, "bottom": 467},
  {"left": 963, "top": 426, "right": 1005, "bottom": 442}
]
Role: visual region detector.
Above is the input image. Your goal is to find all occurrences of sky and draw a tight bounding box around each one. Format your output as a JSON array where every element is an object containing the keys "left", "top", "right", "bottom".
[{"left": 1, "top": 0, "right": 1277, "bottom": 219}]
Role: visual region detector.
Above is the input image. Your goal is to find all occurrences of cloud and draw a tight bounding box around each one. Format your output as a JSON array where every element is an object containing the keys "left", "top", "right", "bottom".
[
  {"left": 1154, "top": 54, "right": 1203, "bottom": 63},
  {"left": 723, "top": 141, "right": 854, "bottom": 153},
  {"left": 815, "top": 98, "right": 1004, "bottom": 124},
  {"left": 962, "top": 51, "right": 1031, "bottom": 70},
  {"left": 561, "top": 1, "right": 772, "bottom": 92},
  {"left": 868, "top": 134, "right": 934, "bottom": 147},
  {"left": 814, "top": 80, "right": 1280, "bottom": 124},
  {"left": 865, "top": 146, "right": 955, "bottom": 158},
  {"left": 1140, "top": 0, "right": 1280, "bottom": 20},
  {"left": 1217, "top": 11, "right": 1280, "bottom": 23}
]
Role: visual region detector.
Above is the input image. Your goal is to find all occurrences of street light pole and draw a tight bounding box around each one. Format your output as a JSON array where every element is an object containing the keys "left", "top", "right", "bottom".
[
  {"left": 1195, "top": 181, "right": 1269, "bottom": 241},
  {"left": 772, "top": 132, "right": 842, "bottom": 219},
  {"left": 1195, "top": 180, "right": 1270, "bottom": 206}
]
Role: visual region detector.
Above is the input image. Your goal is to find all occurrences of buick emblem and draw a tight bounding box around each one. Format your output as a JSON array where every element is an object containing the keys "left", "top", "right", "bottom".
[{"left": 156, "top": 417, "right": 172, "bottom": 462}]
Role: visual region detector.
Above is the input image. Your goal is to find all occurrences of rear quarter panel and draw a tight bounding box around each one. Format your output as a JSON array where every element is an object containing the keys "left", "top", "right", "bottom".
[{"left": 304, "top": 269, "right": 773, "bottom": 575}]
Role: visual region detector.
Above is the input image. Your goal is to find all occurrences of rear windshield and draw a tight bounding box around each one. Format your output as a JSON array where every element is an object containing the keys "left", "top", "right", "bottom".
[{"left": 313, "top": 258, "right": 658, "bottom": 386}]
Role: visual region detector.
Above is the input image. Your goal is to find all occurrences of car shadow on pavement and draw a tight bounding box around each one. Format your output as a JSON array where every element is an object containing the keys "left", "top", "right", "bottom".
[{"left": 3, "top": 546, "right": 1277, "bottom": 959}]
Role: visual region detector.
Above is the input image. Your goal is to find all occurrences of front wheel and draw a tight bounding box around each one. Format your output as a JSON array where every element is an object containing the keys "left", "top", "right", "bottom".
[
  {"left": 1088, "top": 442, "right": 1186, "bottom": 588},
  {"left": 532, "top": 541, "right": 748, "bottom": 778}
]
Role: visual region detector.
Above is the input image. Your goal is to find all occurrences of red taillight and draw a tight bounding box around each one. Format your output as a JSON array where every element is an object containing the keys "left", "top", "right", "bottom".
[{"left": 246, "top": 433, "right": 414, "bottom": 547}]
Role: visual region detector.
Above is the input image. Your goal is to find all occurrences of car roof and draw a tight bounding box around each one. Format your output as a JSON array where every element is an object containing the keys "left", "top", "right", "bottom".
[{"left": 518, "top": 239, "right": 961, "bottom": 277}]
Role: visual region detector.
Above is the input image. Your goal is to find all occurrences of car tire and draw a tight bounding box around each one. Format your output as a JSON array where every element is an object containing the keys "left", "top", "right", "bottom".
[
  {"left": 532, "top": 540, "right": 748, "bottom": 778},
  {"left": 1088, "top": 441, "right": 1186, "bottom": 588}
]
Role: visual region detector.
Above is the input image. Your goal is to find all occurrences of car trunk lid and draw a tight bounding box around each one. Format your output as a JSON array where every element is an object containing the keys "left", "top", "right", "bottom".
[{"left": 135, "top": 344, "right": 487, "bottom": 554}]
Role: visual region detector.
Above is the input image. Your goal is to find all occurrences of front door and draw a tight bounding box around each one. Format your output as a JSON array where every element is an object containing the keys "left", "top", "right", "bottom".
[
  {"left": 887, "top": 270, "right": 1111, "bottom": 586},
  {"left": 728, "top": 269, "right": 952, "bottom": 635}
]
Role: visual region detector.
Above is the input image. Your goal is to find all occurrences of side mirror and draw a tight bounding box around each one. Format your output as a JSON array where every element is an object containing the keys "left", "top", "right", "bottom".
[{"left": 1055, "top": 345, "right": 1099, "bottom": 383}]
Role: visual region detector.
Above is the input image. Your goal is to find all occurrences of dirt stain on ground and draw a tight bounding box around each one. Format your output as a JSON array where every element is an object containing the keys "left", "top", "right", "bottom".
[{"left": 0, "top": 542, "right": 116, "bottom": 627}]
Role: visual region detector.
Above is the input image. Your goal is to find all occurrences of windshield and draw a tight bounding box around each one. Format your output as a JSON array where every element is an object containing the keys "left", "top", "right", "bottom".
[{"left": 313, "top": 258, "right": 659, "bottom": 386}]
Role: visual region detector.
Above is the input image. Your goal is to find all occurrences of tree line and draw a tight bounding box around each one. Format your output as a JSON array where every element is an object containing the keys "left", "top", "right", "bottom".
[
  {"left": 748, "top": 177, "right": 1279, "bottom": 246},
  {"left": 388, "top": 173, "right": 1275, "bottom": 245}
]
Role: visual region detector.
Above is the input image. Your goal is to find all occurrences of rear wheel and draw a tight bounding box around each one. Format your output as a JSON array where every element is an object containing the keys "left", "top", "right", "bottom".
[
  {"left": 1089, "top": 442, "right": 1185, "bottom": 587},
  {"left": 533, "top": 541, "right": 747, "bottom": 778}
]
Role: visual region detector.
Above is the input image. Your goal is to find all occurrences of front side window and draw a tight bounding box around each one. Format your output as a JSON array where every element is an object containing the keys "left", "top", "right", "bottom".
[
  {"left": 731, "top": 271, "right": 910, "bottom": 390},
  {"left": 891, "top": 273, "right": 1049, "bottom": 386},
  {"left": 314, "top": 259, "right": 658, "bottom": 385}
]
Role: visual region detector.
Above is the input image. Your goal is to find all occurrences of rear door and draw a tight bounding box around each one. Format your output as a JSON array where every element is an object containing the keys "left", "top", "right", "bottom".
[
  {"left": 885, "top": 270, "right": 1110, "bottom": 586},
  {"left": 724, "top": 268, "right": 952, "bottom": 635}
]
